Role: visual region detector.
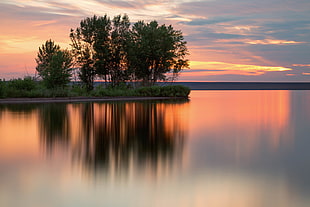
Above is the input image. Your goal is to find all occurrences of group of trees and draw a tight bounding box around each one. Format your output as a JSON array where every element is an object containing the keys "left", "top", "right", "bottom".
[{"left": 36, "top": 14, "right": 188, "bottom": 90}]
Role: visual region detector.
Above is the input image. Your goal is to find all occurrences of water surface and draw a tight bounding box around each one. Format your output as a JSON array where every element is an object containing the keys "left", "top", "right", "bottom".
[{"left": 1, "top": 90, "right": 310, "bottom": 207}]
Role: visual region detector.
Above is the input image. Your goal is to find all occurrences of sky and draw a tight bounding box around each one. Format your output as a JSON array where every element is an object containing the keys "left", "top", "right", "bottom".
[{"left": 0, "top": 0, "right": 309, "bottom": 82}]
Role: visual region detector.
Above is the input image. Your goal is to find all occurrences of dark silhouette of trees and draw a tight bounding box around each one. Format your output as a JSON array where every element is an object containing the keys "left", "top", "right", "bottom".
[
  {"left": 36, "top": 15, "right": 189, "bottom": 90},
  {"left": 70, "top": 15, "right": 111, "bottom": 90},
  {"left": 36, "top": 39, "right": 60, "bottom": 76},
  {"left": 70, "top": 14, "right": 189, "bottom": 89},
  {"left": 35, "top": 40, "right": 73, "bottom": 88},
  {"left": 107, "top": 15, "right": 131, "bottom": 85},
  {"left": 129, "top": 21, "right": 189, "bottom": 84}
]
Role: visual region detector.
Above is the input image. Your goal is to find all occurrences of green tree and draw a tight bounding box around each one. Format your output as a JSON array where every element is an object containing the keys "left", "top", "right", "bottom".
[
  {"left": 129, "top": 21, "right": 189, "bottom": 84},
  {"left": 108, "top": 14, "right": 131, "bottom": 85},
  {"left": 79, "top": 47, "right": 95, "bottom": 90},
  {"left": 70, "top": 15, "right": 111, "bottom": 90},
  {"left": 41, "top": 50, "right": 73, "bottom": 89},
  {"left": 70, "top": 15, "right": 189, "bottom": 88},
  {"left": 35, "top": 39, "right": 60, "bottom": 77},
  {"left": 36, "top": 40, "right": 73, "bottom": 89}
]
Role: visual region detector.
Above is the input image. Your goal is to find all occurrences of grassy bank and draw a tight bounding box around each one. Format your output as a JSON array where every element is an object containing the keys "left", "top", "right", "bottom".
[{"left": 0, "top": 78, "right": 190, "bottom": 98}]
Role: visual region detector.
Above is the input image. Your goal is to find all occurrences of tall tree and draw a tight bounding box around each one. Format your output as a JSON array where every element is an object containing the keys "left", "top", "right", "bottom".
[
  {"left": 42, "top": 50, "right": 73, "bottom": 88},
  {"left": 36, "top": 40, "right": 73, "bottom": 88},
  {"left": 70, "top": 15, "right": 189, "bottom": 87},
  {"left": 35, "top": 39, "right": 60, "bottom": 77},
  {"left": 108, "top": 14, "right": 131, "bottom": 85},
  {"left": 129, "top": 21, "right": 189, "bottom": 84},
  {"left": 70, "top": 15, "right": 111, "bottom": 90}
]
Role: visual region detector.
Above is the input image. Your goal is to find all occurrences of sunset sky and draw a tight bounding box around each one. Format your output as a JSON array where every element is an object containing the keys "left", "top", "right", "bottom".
[{"left": 0, "top": 0, "right": 309, "bottom": 81}]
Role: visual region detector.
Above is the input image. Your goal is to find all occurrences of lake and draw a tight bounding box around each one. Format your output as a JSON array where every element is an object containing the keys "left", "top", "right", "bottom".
[{"left": 1, "top": 90, "right": 310, "bottom": 207}]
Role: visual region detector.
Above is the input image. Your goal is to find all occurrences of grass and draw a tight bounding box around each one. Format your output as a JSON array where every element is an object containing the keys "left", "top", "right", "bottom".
[{"left": 0, "top": 78, "right": 190, "bottom": 99}]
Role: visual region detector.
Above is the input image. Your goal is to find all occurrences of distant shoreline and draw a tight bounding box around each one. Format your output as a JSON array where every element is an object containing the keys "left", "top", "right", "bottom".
[{"left": 167, "top": 82, "right": 310, "bottom": 90}]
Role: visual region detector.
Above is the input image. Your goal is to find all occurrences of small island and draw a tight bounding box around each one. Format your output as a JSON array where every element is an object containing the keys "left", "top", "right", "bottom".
[{"left": 0, "top": 14, "right": 190, "bottom": 103}]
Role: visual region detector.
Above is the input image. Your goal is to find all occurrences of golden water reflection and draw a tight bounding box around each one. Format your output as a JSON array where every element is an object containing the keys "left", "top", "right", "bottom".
[
  {"left": 188, "top": 90, "right": 293, "bottom": 160},
  {"left": 37, "top": 100, "right": 189, "bottom": 178},
  {"left": 1, "top": 91, "right": 310, "bottom": 207}
]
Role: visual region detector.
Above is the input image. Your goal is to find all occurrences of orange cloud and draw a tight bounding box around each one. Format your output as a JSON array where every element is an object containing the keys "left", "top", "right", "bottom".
[
  {"left": 293, "top": 64, "right": 310, "bottom": 67},
  {"left": 246, "top": 39, "right": 304, "bottom": 45},
  {"left": 188, "top": 61, "right": 292, "bottom": 76},
  {"left": 215, "top": 38, "right": 304, "bottom": 45}
]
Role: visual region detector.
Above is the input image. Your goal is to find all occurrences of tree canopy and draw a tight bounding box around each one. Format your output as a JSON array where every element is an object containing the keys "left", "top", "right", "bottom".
[
  {"left": 36, "top": 14, "right": 189, "bottom": 90},
  {"left": 35, "top": 40, "right": 73, "bottom": 88},
  {"left": 70, "top": 14, "right": 188, "bottom": 88},
  {"left": 129, "top": 20, "right": 189, "bottom": 84}
]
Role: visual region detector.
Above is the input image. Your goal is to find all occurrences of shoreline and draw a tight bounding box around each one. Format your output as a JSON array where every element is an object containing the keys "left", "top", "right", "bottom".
[
  {"left": 0, "top": 96, "right": 187, "bottom": 104},
  {"left": 2, "top": 82, "right": 310, "bottom": 104}
]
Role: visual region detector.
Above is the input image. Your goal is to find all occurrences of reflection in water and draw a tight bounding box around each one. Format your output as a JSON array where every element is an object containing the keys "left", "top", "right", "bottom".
[
  {"left": 39, "top": 104, "right": 70, "bottom": 154},
  {"left": 2, "top": 91, "right": 310, "bottom": 207},
  {"left": 189, "top": 90, "right": 293, "bottom": 160},
  {"left": 0, "top": 104, "right": 40, "bottom": 160},
  {"left": 38, "top": 100, "right": 189, "bottom": 177}
]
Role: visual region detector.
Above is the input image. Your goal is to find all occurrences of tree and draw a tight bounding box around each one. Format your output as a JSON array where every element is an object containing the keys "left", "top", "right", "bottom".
[
  {"left": 42, "top": 50, "right": 73, "bottom": 88},
  {"left": 70, "top": 15, "right": 189, "bottom": 88},
  {"left": 70, "top": 14, "right": 132, "bottom": 87},
  {"left": 79, "top": 47, "right": 95, "bottom": 91},
  {"left": 35, "top": 39, "right": 60, "bottom": 77},
  {"left": 107, "top": 14, "right": 131, "bottom": 85},
  {"left": 36, "top": 40, "right": 73, "bottom": 88},
  {"left": 70, "top": 15, "right": 111, "bottom": 90},
  {"left": 129, "top": 21, "right": 189, "bottom": 84}
]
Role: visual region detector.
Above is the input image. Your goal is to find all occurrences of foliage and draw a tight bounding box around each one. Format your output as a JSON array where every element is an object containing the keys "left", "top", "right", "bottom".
[
  {"left": 7, "top": 77, "right": 37, "bottom": 91},
  {"left": 70, "top": 15, "right": 111, "bottom": 90},
  {"left": 3, "top": 77, "right": 37, "bottom": 98},
  {"left": 2, "top": 15, "right": 190, "bottom": 97},
  {"left": 41, "top": 50, "right": 73, "bottom": 89},
  {"left": 36, "top": 40, "right": 73, "bottom": 89},
  {"left": 69, "top": 84, "right": 89, "bottom": 96},
  {"left": 0, "top": 79, "right": 4, "bottom": 98},
  {"left": 106, "top": 15, "right": 131, "bottom": 85},
  {"left": 35, "top": 40, "right": 61, "bottom": 77},
  {"left": 128, "top": 21, "right": 189, "bottom": 84},
  {"left": 0, "top": 79, "right": 190, "bottom": 98},
  {"left": 136, "top": 85, "right": 190, "bottom": 97},
  {"left": 70, "top": 14, "right": 189, "bottom": 89},
  {"left": 91, "top": 85, "right": 135, "bottom": 97}
]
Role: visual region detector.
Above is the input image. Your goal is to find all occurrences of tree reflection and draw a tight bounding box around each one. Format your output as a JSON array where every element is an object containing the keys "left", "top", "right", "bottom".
[
  {"left": 74, "top": 100, "right": 188, "bottom": 177},
  {"left": 38, "top": 103, "right": 70, "bottom": 154},
  {"left": 38, "top": 99, "right": 189, "bottom": 177},
  {"left": 0, "top": 104, "right": 38, "bottom": 116}
]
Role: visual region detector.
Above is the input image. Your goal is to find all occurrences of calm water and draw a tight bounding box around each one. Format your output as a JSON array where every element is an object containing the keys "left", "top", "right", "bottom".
[{"left": 1, "top": 90, "right": 310, "bottom": 207}]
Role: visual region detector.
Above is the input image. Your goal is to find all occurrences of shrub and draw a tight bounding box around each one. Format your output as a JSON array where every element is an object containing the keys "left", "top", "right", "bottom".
[
  {"left": 92, "top": 85, "right": 136, "bottom": 97},
  {"left": 136, "top": 85, "right": 190, "bottom": 97},
  {"left": 4, "top": 77, "right": 38, "bottom": 98},
  {"left": 160, "top": 85, "right": 190, "bottom": 97},
  {"left": 45, "top": 88, "right": 70, "bottom": 97},
  {"left": 0, "top": 79, "right": 5, "bottom": 98},
  {"left": 70, "top": 84, "right": 89, "bottom": 96},
  {"left": 136, "top": 86, "right": 161, "bottom": 96},
  {"left": 0, "top": 79, "right": 190, "bottom": 98},
  {"left": 7, "top": 77, "right": 36, "bottom": 91}
]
